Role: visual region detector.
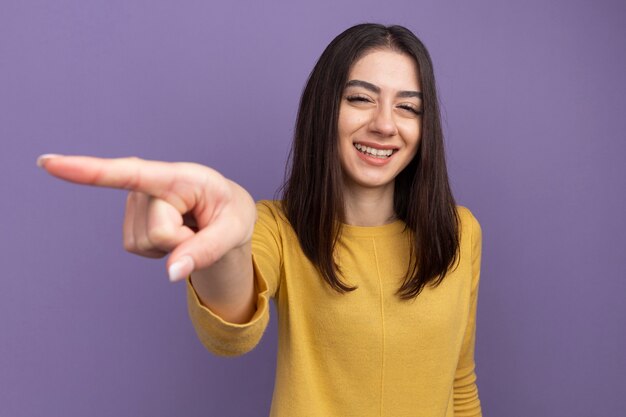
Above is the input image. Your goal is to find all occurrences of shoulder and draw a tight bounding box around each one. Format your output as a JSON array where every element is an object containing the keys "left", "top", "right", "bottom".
[
  {"left": 455, "top": 205, "right": 481, "bottom": 231},
  {"left": 455, "top": 205, "right": 482, "bottom": 267},
  {"left": 254, "top": 200, "right": 293, "bottom": 237},
  {"left": 256, "top": 199, "right": 282, "bottom": 213},
  {"left": 256, "top": 200, "right": 288, "bottom": 223},
  {"left": 455, "top": 205, "right": 482, "bottom": 246}
]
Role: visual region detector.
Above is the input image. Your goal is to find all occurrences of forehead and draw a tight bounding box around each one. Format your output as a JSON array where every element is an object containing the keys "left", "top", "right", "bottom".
[{"left": 347, "top": 49, "right": 421, "bottom": 91}]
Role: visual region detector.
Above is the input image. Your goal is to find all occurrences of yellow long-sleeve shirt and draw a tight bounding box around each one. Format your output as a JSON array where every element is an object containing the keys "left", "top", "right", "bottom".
[{"left": 187, "top": 200, "right": 482, "bottom": 416}]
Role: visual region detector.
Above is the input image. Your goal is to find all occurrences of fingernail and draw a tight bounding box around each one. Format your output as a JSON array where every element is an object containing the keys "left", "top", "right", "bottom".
[
  {"left": 36, "top": 154, "right": 63, "bottom": 168},
  {"left": 168, "top": 256, "right": 194, "bottom": 282}
]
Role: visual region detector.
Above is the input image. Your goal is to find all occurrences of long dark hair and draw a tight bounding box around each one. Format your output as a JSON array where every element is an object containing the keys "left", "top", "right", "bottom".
[{"left": 281, "top": 23, "right": 459, "bottom": 299}]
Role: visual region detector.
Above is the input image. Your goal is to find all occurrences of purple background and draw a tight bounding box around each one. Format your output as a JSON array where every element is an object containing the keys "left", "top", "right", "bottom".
[{"left": 2, "top": 0, "right": 625, "bottom": 416}]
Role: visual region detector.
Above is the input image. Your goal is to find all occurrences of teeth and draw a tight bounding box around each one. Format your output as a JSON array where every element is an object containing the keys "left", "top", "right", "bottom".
[{"left": 354, "top": 143, "right": 394, "bottom": 158}]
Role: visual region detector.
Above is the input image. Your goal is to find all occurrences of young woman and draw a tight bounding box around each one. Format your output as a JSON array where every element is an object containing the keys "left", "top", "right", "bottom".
[{"left": 39, "top": 23, "right": 482, "bottom": 417}]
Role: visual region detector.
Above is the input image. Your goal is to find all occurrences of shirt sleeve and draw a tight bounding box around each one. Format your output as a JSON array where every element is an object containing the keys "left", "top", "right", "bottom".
[
  {"left": 186, "top": 201, "right": 283, "bottom": 357},
  {"left": 453, "top": 208, "right": 483, "bottom": 416}
]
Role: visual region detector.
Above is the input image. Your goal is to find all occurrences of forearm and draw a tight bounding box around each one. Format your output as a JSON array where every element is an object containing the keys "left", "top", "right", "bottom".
[{"left": 189, "top": 241, "right": 256, "bottom": 324}]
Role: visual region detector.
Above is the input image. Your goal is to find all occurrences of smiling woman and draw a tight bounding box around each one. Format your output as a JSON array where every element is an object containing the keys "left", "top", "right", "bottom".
[
  {"left": 39, "top": 23, "right": 482, "bottom": 417},
  {"left": 338, "top": 50, "right": 422, "bottom": 206}
]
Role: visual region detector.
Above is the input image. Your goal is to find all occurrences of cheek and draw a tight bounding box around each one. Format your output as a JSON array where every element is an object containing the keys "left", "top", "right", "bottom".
[
  {"left": 399, "top": 122, "right": 421, "bottom": 148},
  {"left": 338, "top": 108, "right": 367, "bottom": 137}
]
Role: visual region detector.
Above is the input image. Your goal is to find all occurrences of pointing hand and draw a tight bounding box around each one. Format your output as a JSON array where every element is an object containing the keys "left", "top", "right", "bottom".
[{"left": 38, "top": 155, "right": 257, "bottom": 282}]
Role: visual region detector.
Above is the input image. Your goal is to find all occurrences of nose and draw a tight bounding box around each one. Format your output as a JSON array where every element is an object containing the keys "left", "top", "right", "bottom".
[{"left": 368, "top": 105, "right": 398, "bottom": 137}]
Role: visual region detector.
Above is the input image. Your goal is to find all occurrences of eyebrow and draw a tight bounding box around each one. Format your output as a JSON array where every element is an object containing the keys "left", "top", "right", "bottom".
[{"left": 345, "top": 79, "right": 423, "bottom": 99}]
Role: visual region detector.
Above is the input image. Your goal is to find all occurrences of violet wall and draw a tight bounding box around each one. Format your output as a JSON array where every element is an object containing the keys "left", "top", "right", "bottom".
[{"left": 2, "top": 0, "right": 625, "bottom": 415}]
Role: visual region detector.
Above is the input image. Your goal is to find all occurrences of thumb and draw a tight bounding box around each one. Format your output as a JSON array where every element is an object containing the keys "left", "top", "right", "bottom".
[
  {"left": 166, "top": 214, "right": 249, "bottom": 282},
  {"left": 167, "top": 254, "right": 196, "bottom": 283}
]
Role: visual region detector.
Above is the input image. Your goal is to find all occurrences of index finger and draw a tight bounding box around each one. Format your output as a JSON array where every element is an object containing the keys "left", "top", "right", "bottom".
[{"left": 37, "top": 154, "right": 212, "bottom": 211}]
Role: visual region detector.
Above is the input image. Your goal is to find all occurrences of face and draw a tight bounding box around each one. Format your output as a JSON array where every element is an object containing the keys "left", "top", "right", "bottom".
[{"left": 337, "top": 49, "right": 422, "bottom": 194}]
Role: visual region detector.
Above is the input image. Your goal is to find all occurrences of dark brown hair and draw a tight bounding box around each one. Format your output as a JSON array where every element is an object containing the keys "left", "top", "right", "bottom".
[{"left": 281, "top": 23, "right": 459, "bottom": 299}]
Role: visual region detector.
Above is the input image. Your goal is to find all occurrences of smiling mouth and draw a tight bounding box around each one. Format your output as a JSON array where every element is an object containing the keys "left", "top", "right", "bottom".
[{"left": 353, "top": 143, "right": 396, "bottom": 159}]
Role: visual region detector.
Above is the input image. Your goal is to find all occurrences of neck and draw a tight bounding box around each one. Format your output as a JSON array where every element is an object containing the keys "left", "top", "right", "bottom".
[{"left": 342, "top": 184, "right": 396, "bottom": 226}]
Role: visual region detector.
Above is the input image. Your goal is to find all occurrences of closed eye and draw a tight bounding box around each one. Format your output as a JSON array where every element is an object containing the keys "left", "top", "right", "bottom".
[
  {"left": 398, "top": 104, "right": 422, "bottom": 116},
  {"left": 346, "top": 94, "right": 372, "bottom": 103}
]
